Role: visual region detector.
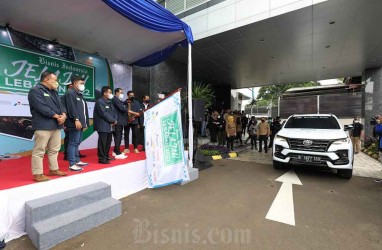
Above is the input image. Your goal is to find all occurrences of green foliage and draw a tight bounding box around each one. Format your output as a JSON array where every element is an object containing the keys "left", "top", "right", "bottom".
[
  {"left": 363, "top": 143, "right": 380, "bottom": 161},
  {"left": 200, "top": 149, "right": 221, "bottom": 156},
  {"left": 254, "top": 99, "right": 269, "bottom": 107},
  {"left": 192, "top": 81, "right": 215, "bottom": 108},
  {"left": 246, "top": 99, "right": 257, "bottom": 107},
  {"left": 257, "top": 81, "right": 318, "bottom": 105}
]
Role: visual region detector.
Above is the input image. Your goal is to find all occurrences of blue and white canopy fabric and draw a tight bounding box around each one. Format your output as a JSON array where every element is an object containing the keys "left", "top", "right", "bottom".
[
  {"left": 0, "top": 0, "right": 193, "bottom": 67},
  {"left": 103, "top": 0, "right": 194, "bottom": 66}
]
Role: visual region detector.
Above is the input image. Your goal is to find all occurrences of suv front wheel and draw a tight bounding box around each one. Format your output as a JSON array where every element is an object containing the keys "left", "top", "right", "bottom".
[{"left": 337, "top": 169, "right": 353, "bottom": 179}]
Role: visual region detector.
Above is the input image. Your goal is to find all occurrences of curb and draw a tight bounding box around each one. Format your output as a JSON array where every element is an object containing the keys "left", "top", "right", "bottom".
[{"left": 209, "top": 152, "right": 238, "bottom": 160}]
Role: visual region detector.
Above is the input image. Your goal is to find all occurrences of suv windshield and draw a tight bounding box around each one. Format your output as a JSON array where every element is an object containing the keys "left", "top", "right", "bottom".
[{"left": 284, "top": 116, "right": 341, "bottom": 129}]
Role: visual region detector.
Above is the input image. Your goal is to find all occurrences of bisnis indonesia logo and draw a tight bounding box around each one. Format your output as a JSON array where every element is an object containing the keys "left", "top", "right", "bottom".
[
  {"left": 12, "top": 101, "right": 29, "bottom": 106},
  {"left": 132, "top": 218, "right": 251, "bottom": 245}
]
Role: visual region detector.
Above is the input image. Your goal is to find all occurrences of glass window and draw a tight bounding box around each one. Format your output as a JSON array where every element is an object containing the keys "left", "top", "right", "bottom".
[{"left": 284, "top": 116, "right": 341, "bottom": 129}]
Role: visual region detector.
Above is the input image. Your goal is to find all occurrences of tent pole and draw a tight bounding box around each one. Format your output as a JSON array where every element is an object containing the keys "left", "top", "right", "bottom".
[{"left": 187, "top": 42, "right": 193, "bottom": 168}]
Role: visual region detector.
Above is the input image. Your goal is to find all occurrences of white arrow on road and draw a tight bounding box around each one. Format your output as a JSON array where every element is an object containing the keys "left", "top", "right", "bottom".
[{"left": 265, "top": 170, "right": 302, "bottom": 226}]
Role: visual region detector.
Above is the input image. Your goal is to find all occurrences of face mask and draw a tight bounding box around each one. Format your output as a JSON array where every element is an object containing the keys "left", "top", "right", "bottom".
[
  {"left": 261, "top": 119, "right": 265, "bottom": 122},
  {"left": 145, "top": 99, "right": 150, "bottom": 103},
  {"left": 78, "top": 84, "right": 85, "bottom": 92},
  {"left": 129, "top": 96, "right": 135, "bottom": 101},
  {"left": 119, "top": 94, "right": 124, "bottom": 100},
  {"left": 52, "top": 81, "right": 59, "bottom": 90},
  {"left": 108, "top": 94, "right": 113, "bottom": 100}
]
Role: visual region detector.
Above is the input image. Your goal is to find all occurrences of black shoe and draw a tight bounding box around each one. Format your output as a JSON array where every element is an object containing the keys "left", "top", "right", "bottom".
[
  {"left": 107, "top": 156, "right": 115, "bottom": 161},
  {"left": 99, "top": 160, "right": 111, "bottom": 164},
  {"left": 265, "top": 151, "right": 268, "bottom": 153},
  {"left": 258, "top": 150, "right": 262, "bottom": 153},
  {"left": 0, "top": 239, "right": 6, "bottom": 249},
  {"left": 79, "top": 154, "right": 86, "bottom": 158}
]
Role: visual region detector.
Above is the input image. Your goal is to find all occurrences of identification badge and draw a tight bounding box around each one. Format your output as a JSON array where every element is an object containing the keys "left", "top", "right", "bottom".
[
  {"left": 43, "top": 93, "right": 50, "bottom": 97},
  {"left": 105, "top": 106, "right": 109, "bottom": 108},
  {"left": 76, "top": 98, "right": 80, "bottom": 101}
]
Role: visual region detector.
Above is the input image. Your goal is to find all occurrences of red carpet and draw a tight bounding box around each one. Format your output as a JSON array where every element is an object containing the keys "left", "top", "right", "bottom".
[{"left": 0, "top": 146, "right": 146, "bottom": 190}]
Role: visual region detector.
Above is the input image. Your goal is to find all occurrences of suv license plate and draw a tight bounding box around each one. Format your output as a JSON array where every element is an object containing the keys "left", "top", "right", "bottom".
[{"left": 297, "top": 155, "right": 321, "bottom": 162}]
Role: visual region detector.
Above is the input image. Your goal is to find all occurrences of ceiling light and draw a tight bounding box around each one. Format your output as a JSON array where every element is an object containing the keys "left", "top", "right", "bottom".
[
  {"left": 1, "top": 30, "right": 7, "bottom": 37},
  {"left": 325, "top": 45, "right": 331, "bottom": 48},
  {"left": 329, "top": 21, "right": 335, "bottom": 25},
  {"left": 89, "top": 56, "right": 93, "bottom": 60},
  {"left": 47, "top": 44, "right": 54, "bottom": 50}
]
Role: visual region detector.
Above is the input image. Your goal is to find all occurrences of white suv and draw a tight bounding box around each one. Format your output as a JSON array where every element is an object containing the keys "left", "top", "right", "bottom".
[{"left": 272, "top": 114, "right": 353, "bottom": 179}]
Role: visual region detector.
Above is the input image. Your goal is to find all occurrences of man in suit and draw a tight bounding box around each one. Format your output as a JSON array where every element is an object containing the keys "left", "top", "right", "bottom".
[
  {"left": 124, "top": 91, "right": 141, "bottom": 154},
  {"left": 28, "top": 71, "right": 68, "bottom": 182},
  {"left": 62, "top": 80, "right": 86, "bottom": 161},
  {"left": 93, "top": 86, "right": 118, "bottom": 164},
  {"left": 111, "top": 88, "right": 128, "bottom": 159},
  {"left": 64, "top": 76, "right": 90, "bottom": 171}
]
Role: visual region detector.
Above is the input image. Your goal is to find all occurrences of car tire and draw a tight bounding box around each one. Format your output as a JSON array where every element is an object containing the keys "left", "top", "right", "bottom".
[
  {"left": 273, "top": 160, "right": 284, "bottom": 170},
  {"left": 337, "top": 169, "right": 353, "bottom": 179}
]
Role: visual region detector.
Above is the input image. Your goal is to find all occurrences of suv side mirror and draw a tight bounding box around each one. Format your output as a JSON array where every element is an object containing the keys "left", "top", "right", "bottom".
[{"left": 344, "top": 124, "right": 354, "bottom": 131}]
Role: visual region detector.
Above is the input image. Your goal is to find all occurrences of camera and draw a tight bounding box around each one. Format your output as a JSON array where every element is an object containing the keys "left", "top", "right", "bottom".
[{"left": 370, "top": 115, "right": 380, "bottom": 125}]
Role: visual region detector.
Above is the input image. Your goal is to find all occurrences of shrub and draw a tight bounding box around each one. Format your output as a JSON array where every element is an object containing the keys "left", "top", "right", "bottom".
[{"left": 199, "top": 144, "right": 230, "bottom": 155}]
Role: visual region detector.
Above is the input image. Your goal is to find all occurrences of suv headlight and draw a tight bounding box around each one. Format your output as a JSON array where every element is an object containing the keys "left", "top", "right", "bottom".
[
  {"left": 332, "top": 138, "right": 351, "bottom": 145},
  {"left": 275, "top": 135, "right": 287, "bottom": 142}
]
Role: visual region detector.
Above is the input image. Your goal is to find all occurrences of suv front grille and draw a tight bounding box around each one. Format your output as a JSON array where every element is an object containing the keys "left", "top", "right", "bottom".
[{"left": 287, "top": 138, "right": 330, "bottom": 152}]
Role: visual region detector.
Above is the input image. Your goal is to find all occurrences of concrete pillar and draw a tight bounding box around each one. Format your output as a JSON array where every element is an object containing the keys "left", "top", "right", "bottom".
[{"left": 363, "top": 67, "right": 382, "bottom": 136}]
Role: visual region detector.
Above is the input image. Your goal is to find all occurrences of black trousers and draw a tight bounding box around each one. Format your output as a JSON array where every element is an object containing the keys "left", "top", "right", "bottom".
[
  {"left": 112, "top": 125, "right": 124, "bottom": 155},
  {"left": 269, "top": 134, "right": 275, "bottom": 148},
  {"left": 250, "top": 134, "right": 257, "bottom": 149},
  {"left": 217, "top": 130, "right": 226, "bottom": 146},
  {"left": 258, "top": 135, "right": 268, "bottom": 152},
  {"left": 236, "top": 132, "right": 243, "bottom": 144},
  {"left": 98, "top": 132, "right": 112, "bottom": 161},
  {"left": 63, "top": 129, "right": 69, "bottom": 156},
  {"left": 124, "top": 123, "right": 139, "bottom": 149},
  {"left": 227, "top": 136, "right": 235, "bottom": 151},
  {"left": 210, "top": 127, "right": 217, "bottom": 142},
  {"left": 137, "top": 126, "right": 145, "bottom": 150}
]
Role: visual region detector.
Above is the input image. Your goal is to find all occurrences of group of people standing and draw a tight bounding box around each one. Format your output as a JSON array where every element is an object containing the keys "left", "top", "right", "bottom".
[
  {"left": 28, "top": 71, "right": 149, "bottom": 182},
  {"left": 205, "top": 110, "right": 282, "bottom": 152}
]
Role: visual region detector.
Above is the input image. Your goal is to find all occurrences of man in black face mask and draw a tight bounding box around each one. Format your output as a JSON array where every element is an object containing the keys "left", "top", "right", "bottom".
[{"left": 124, "top": 91, "right": 142, "bottom": 154}]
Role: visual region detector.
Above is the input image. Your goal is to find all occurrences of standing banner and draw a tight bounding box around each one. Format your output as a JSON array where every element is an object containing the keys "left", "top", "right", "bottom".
[{"left": 144, "top": 91, "right": 189, "bottom": 188}]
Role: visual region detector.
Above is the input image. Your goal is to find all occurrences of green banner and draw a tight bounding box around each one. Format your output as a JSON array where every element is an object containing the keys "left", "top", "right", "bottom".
[
  {"left": 0, "top": 44, "right": 95, "bottom": 99},
  {"left": 161, "top": 111, "right": 183, "bottom": 167}
]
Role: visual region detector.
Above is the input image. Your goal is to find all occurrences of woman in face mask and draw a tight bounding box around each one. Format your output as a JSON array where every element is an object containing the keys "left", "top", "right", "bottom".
[{"left": 226, "top": 113, "right": 236, "bottom": 151}]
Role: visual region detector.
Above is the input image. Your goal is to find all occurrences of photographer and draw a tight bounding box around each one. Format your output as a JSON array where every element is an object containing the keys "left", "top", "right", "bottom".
[
  {"left": 351, "top": 117, "right": 364, "bottom": 154},
  {"left": 373, "top": 115, "right": 382, "bottom": 183}
]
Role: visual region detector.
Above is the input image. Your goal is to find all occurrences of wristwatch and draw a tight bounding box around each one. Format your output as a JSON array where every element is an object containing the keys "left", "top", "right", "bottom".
[{"left": 75, "top": 118, "right": 79, "bottom": 121}]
